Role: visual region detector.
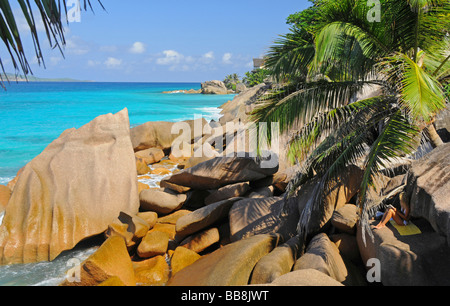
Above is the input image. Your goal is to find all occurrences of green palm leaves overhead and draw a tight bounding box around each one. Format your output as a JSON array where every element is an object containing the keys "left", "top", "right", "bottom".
[
  {"left": 0, "top": 0, "right": 104, "bottom": 87},
  {"left": 252, "top": 0, "right": 449, "bottom": 244}
]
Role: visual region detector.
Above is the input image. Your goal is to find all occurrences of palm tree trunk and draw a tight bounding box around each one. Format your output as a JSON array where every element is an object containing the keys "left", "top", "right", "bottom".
[{"left": 425, "top": 124, "right": 444, "bottom": 148}]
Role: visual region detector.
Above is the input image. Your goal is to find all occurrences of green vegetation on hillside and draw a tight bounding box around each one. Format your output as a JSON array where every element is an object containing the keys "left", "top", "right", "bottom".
[{"left": 3, "top": 73, "right": 88, "bottom": 83}]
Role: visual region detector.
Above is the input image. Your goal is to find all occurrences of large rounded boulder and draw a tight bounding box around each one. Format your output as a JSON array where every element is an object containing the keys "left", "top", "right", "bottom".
[{"left": 0, "top": 109, "right": 140, "bottom": 265}]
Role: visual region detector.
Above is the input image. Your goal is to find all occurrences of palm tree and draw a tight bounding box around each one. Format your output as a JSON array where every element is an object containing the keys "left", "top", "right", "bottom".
[
  {"left": 223, "top": 73, "right": 241, "bottom": 90},
  {"left": 0, "top": 0, "right": 104, "bottom": 87},
  {"left": 252, "top": 0, "right": 449, "bottom": 245}
]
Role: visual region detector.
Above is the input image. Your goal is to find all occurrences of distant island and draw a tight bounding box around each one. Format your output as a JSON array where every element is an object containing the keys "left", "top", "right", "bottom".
[{"left": 1, "top": 73, "right": 90, "bottom": 83}]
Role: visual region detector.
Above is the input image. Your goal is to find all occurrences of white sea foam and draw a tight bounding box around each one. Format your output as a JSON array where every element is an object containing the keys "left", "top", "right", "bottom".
[
  {"left": 195, "top": 107, "right": 222, "bottom": 122},
  {"left": 0, "top": 246, "right": 98, "bottom": 286},
  {"left": 0, "top": 177, "right": 13, "bottom": 186},
  {"left": 138, "top": 162, "right": 178, "bottom": 188}
]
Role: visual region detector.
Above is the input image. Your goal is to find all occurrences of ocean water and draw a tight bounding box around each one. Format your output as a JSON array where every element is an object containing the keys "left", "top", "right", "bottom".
[
  {"left": 0, "top": 81, "right": 234, "bottom": 286},
  {"left": 0, "top": 82, "right": 233, "bottom": 183}
]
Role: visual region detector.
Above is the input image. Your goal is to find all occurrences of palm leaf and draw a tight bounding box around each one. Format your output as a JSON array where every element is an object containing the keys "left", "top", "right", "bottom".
[
  {"left": 251, "top": 79, "right": 381, "bottom": 142},
  {"left": 0, "top": 0, "right": 104, "bottom": 87},
  {"left": 379, "top": 53, "right": 447, "bottom": 122},
  {"left": 287, "top": 95, "right": 387, "bottom": 164},
  {"left": 265, "top": 26, "right": 316, "bottom": 82},
  {"left": 313, "top": 21, "right": 388, "bottom": 74},
  {"left": 292, "top": 117, "right": 374, "bottom": 241},
  {"left": 358, "top": 110, "right": 420, "bottom": 244}
]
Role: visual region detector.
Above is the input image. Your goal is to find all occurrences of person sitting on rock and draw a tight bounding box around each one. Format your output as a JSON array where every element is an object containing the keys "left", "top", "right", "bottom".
[{"left": 374, "top": 192, "right": 410, "bottom": 229}]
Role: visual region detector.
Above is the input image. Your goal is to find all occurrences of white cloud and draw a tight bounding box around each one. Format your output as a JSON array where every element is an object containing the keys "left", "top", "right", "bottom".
[
  {"left": 99, "top": 45, "right": 118, "bottom": 53},
  {"left": 156, "top": 50, "right": 185, "bottom": 65},
  {"left": 87, "top": 60, "right": 101, "bottom": 67},
  {"left": 199, "top": 51, "right": 215, "bottom": 64},
  {"left": 104, "top": 57, "right": 122, "bottom": 69},
  {"left": 65, "top": 38, "right": 89, "bottom": 55},
  {"left": 50, "top": 56, "right": 62, "bottom": 66},
  {"left": 185, "top": 55, "right": 195, "bottom": 63},
  {"left": 129, "top": 42, "right": 146, "bottom": 54},
  {"left": 222, "top": 53, "right": 233, "bottom": 64},
  {"left": 203, "top": 51, "right": 215, "bottom": 60}
]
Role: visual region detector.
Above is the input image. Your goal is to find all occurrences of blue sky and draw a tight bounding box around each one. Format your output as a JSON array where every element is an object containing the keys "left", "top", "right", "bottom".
[{"left": 4, "top": 0, "right": 311, "bottom": 82}]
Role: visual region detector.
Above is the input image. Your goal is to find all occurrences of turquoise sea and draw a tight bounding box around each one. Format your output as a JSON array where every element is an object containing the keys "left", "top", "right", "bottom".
[
  {"left": 0, "top": 81, "right": 234, "bottom": 286},
  {"left": 0, "top": 82, "right": 234, "bottom": 185}
]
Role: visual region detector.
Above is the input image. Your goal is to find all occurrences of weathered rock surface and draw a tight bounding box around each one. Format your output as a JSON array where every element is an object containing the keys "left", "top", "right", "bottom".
[
  {"left": 137, "top": 231, "right": 169, "bottom": 259},
  {"left": 250, "top": 235, "right": 303, "bottom": 284},
  {"left": 163, "top": 157, "right": 278, "bottom": 190},
  {"left": 229, "top": 196, "right": 299, "bottom": 242},
  {"left": 105, "top": 212, "right": 150, "bottom": 250},
  {"left": 170, "top": 246, "right": 201, "bottom": 275},
  {"left": 175, "top": 198, "right": 243, "bottom": 239},
  {"left": 130, "top": 118, "right": 207, "bottom": 152},
  {"left": 405, "top": 143, "right": 450, "bottom": 245},
  {"left": 0, "top": 109, "right": 139, "bottom": 265},
  {"left": 294, "top": 165, "right": 364, "bottom": 236},
  {"left": 201, "top": 80, "right": 228, "bottom": 95},
  {"left": 133, "top": 255, "right": 170, "bottom": 286},
  {"left": 247, "top": 186, "right": 275, "bottom": 198},
  {"left": 268, "top": 269, "right": 344, "bottom": 286},
  {"left": 97, "top": 276, "right": 126, "bottom": 286},
  {"left": 204, "top": 182, "right": 250, "bottom": 205},
  {"left": 135, "top": 148, "right": 165, "bottom": 165},
  {"left": 357, "top": 220, "right": 450, "bottom": 286},
  {"left": 140, "top": 188, "right": 187, "bottom": 215},
  {"left": 0, "top": 185, "right": 11, "bottom": 213},
  {"left": 5, "top": 167, "right": 25, "bottom": 192},
  {"left": 167, "top": 234, "right": 281, "bottom": 286},
  {"left": 293, "top": 233, "right": 348, "bottom": 284},
  {"left": 179, "top": 227, "right": 220, "bottom": 253},
  {"left": 149, "top": 223, "right": 176, "bottom": 240},
  {"left": 435, "top": 103, "right": 450, "bottom": 142},
  {"left": 219, "top": 83, "right": 270, "bottom": 125},
  {"left": 136, "top": 212, "right": 158, "bottom": 229},
  {"left": 61, "top": 236, "right": 136, "bottom": 286},
  {"left": 160, "top": 180, "right": 191, "bottom": 194},
  {"left": 329, "top": 233, "right": 360, "bottom": 264},
  {"left": 331, "top": 204, "right": 358, "bottom": 235},
  {"left": 157, "top": 210, "right": 191, "bottom": 225},
  {"left": 136, "top": 157, "right": 151, "bottom": 175}
]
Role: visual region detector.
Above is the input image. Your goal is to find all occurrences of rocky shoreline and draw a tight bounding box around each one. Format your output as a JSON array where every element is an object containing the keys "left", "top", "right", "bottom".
[
  {"left": 162, "top": 80, "right": 239, "bottom": 95},
  {"left": 0, "top": 83, "right": 449, "bottom": 286}
]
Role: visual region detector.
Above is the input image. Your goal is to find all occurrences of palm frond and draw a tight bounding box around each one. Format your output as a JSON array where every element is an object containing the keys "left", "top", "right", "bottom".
[
  {"left": 313, "top": 21, "right": 388, "bottom": 75},
  {"left": 292, "top": 124, "right": 370, "bottom": 241},
  {"left": 287, "top": 95, "right": 387, "bottom": 164},
  {"left": 0, "top": 0, "right": 104, "bottom": 87},
  {"left": 311, "top": 0, "right": 396, "bottom": 76},
  {"left": 265, "top": 27, "right": 315, "bottom": 82},
  {"left": 251, "top": 79, "right": 381, "bottom": 144},
  {"left": 358, "top": 110, "right": 420, "bottom": 244},
  {"left": 379, "top": 53, "right": 447, "bottom": 122},
  {"left": 400, "top": 0, "right": 450, "bottom": 58}
]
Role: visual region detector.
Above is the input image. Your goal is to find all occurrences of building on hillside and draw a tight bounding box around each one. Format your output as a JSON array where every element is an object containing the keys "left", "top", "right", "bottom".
[{"left": 253, "top": 58, "right": 265, "bottom": 71}]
